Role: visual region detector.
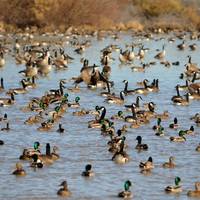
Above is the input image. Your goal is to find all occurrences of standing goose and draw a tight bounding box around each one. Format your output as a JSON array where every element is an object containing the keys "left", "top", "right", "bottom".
[
  {"left": 106, "top": 91, "right": 125, "bottom": 105},
  {"left": 123, "top": 80, "right": 135, "bottom": 95},
  {"left": 162, "top": 156, "right": 175, "bottom": 168}
]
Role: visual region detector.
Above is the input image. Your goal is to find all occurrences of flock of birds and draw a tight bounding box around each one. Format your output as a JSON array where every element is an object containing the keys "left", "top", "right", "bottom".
[{"left": 0, "top": 29, "right": 200, "bottom": 199}]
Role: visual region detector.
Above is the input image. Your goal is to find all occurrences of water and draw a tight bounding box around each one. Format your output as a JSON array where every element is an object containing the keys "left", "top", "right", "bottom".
[{"left": 0, "top": 31, "right": 200, "bottom": 200}]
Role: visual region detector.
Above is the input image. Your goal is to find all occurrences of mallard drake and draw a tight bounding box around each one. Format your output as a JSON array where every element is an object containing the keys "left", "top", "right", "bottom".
[
  {"left": 12, "top": 162, "right": 26, "bottom": 176},
  {"left": 188, "top": 182, "right": 200, "bottom": 197},
  {"left": 1, "top": 122, "right": 10, "bottom": 131},
  {"left": 165, "top": 177, "right": 182, "bottom": 193},
  {"left": 118, "top": 180, "right": 133, "bottom": 198},
  {"left": 82, "top": 164, "right": 94, "bottom": 177},
  {"left": 106, "top": 91, "right": 125, "bottom": 104},
  {"left": 162, "top": 156, "right": 175, "bottom": 168},
  {"left": 154, "top": 111, "right": 169, "bottom": 120},
  {"left": 152, "top": 118, "right": 162, "bottom": 130},
  {"left": 68, "top": 96, "right": 80, "bottom": 108},
  {"left": 196, "top": 143, "right": 200, "bottom": 151},
  {"left": 169, "top": 117, "right": 179, "bottom": 129},
  {"left": 30, "top": 154, "right": 43, "bottom": 168},
  {"left": 173, "top": 93, "right": 190, "bottom": 106},
  {"left": 73, "top": 109, "right": 89, "bottom": 116},
  {"left": 139, "top": 156, "right": 154, "bottom": 170},
  {"left": 135, "top": 136, "right": 148, "bottom": 150},
  {"left": 111, "top": 111, "right": 124, "bottom": 120},
  {"left": 57, "top": 181, "right": 71, "bottom": 197},
  {"left": 170, "top": 131, "right": 186, "bottom": 142},
  {"left": 0, "top": 78, "right": 5, "bottom": 92}
]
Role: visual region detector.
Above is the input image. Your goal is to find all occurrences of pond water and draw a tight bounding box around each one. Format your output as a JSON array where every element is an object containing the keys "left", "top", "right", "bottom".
[{"left": 0, "top": 31, "right": 200, "bottom": 200}]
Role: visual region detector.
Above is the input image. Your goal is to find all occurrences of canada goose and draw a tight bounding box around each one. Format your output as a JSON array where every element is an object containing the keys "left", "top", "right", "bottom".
[
  {"left": 0, "top": 93, "right": 15, "bottom": 106},
  {"left": 137, "top": 45, "right": 145, "bottom": 59},
  {"left": 0, "top": 140, "right": 4, "bottom": 145},
  {"left": 187, "top": 182, "right": 200, "bottom": 197},
  {"left": 53, "top": 52, "right": 68, "bottom": 70},
  {"left": 37, "top": 119, "right": 54, "bottom": 131},
  {"left": 19, "top": 61, "right": 38, "bottom": 78},
  {"left": 12, "top": 162, "right": 26, "bottom": 176},
  {"left": 188, "top": 89, "right": 200, "bottom": 100},
  {"left": 131, "top": 63, "right": 146, "bottom": 72},
  {"left": 177, "top": 40, "right": 186, "bottom": 50},
  {"left": 119, "top": 49, "right": 129, "bottom": 63},
  {"left": 82, "top": 164, "right": 94, "bottom": 177},
  {"left": 178, "top": 80, "right": 189, "bottom": 91},
  {"left": 0, "top": 113, "right": 7, "bottom": 122},
  {"left": 139, "top": 156, "right": 154, "bottom": 171},
  {"left": 57, "top": 181, "right": 71, "bottom": 197},
  {"left": 22, "top": 77, "right": 37, "bottom": 89},
  {"left": 102, "top": 56, "right": 111, "bottom": 76},
  {"left": 147, "top": 79, "right": 159, "bottom": 92},
  {"left": 186, "top": 56, "right": 199, "bottom": 72},
  {"left": 100, "top": 80, "right": 114, "bottom": 97},
  {"left": 163, "top": 156, "right": 175, "bottom": 168},
  {"left": 0, "top": 52, "right": 5, "bottom": 67},
  {"left": 169, "top": 117, "right": 179, "bottom": 129},
  {"left": 125, "top": 104, "right": 137, "bottom": 123},
  {"left": 7, "top": 79, "right": 28, "bottom": 95},
  {"left": 74, "top": 45, "right": 85, "bottom": 54},
  {"left": 106, "top": 91, "right": 125, "bottom": 104},
  {"left": 173, "top": 93, "right": 189, "bottom": 106},
  {"left": 165, "top": 177, "right": 182, "bottom": 193},
  {"left": 123, "top": 80, "right": 135, "bottom": 95},
  {"left": 135, "top": 136, "right": 148, "bottom": 150},
  {"left": 37, "top": 52, "right": 52, "bottom": 75},
  {"left": 171, "top": 85, "right": 183, "bottom": 102},
  {"left": 118, "top": 180, "right": 133, "bottom": 198},
  {"left": 170, "top": 131, "right": 186, "bottom": 142},
  {"left": 125, "top": 96, "right": 142, "bottom": 112},
  {"left": 196, "top": 143, "right": 200, "bottom": 151},
  {"left": 0, "top": 78, "right": 5, "bottom": 92},
  {"left": 154, "top": 45, "right": 165, "bottom": 59},
  {"left": 68, "top": 84, "right": 80, "bottom": 93},
  {"left": 1, "top": 122, "right": 10, "bottom": 131},
  {"left": 133, "top": 79, "right": 149, "bottom": 94},
  {"left": 38, "top": 143, "right": 54, "bottom": 164}
]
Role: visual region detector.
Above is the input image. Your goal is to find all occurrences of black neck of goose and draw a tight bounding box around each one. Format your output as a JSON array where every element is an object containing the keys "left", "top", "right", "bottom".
[
  {"left": 120, "top": 92, "right": 124, "bottom": 100},
  {"left": 21, "top": 80, "right": 26, "bottom": 89},
  {"left": 1, "top": 78, "right": 4, "bottom": 89},
  {"left": 119, "top": 140, "right": 124, "bottom": 152},
  {"left": 131, "top": 106, "right": 136, "bottom": 118},
  {"left": 48, "top": 57, "right": 51, "bottom": 65},
  {"left": 136, "top": 97, "right": 140, "bottom": 107},
  {"left": 186, "top": 93, "right": 189, "bottom": 102},
  {"left": 143, "top": 80, "right": 148, "bottom": 88},
  {"left": 99, "top": 107, "right": 106, "bottom": 121},
  {"left": 137, "top": 136, "right": 142, "bottom": 144},
  {"left": 106, "top": 81, "right": 110, "bottom": 93},
  {"left": 105, "top": 56, "right": 108, "bottom": 65},
  {"left": 11, "top": 93, "right": 14, "bottom": 101},
  {"left": 156, "top": 79, "right": 159, "bottom": 87},
  {"left": 46, "top": 143, "right": 51, "bottom": 156},
  {"left": 124, "top": 82, "right": 128, "bottom": 92},
  {"left": 32, "top": 76, "right": 35, "bottom": 84},
  {"left": 188, "top": 56, "right": 191, "bottom": 64},
  {"left": 186, "top": 80, "right": 188, "bottom": 86},
  {"left": 176, "top": 86, "right": 180, "bottom": 96},
  {"left": 59, "top": 83, "right": 64, "bottom": 95},
  {"left": 6, "top": 123, "right": 9, "bottom": 129},
  {"left": 192, "top": 73, "right": 196, "bottom": 83}
]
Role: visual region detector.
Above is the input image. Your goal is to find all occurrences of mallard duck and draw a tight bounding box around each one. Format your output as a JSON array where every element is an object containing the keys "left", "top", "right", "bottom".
[
  {"left": 57, "top": 181, "right": 71, "bottom": 197},
  {"left": 1, "top": 122, "right": 10, "bottom": 131},
  {"left": 106, "top": 91, "right": 125, "bottom": 104},
  {"left": 68, "top": 96, "right": 80, "bottom": 108},
  {"left": 189, "top": 43, "right": 197, "bottom": 51},
  {"left": 30, "top": 154, "right": 43, "bottom": 168},
  {"left": 165, "top": 177, "right": 182, "bottom": 193},
  {"left": 0, "top": 78, "right": 5, "bottom": 92},
  {"left": 187, "top": 182, "right": 200, "bottom": 197},
  {"left": 37, "top": 119, "right": 54, "bottom": 131},
  {"left": 12, "top": 162, "right": 26, "bottom": 176},
  {"left": 170, "top": 131, "right": 186, "bottom": 142},
  {"left": 118, "top": 180, "right": 133, "bottom": 198},
  {"left": 139, "top": 157, "right": 154, "bottom": 170},
  {"left": 163, "top": 156, "right": 175, "bottom": 168},
  {"left": 152, "top": 118, "right": 162, "bottom": 130},
  {"left": 177, "top": 40, "right": 186, "bottom": 50},
  {"left": 111, "top": 111, "right": 124, "bottom": 120},
  {"left": 184, "top": 126, "right": 195, "bottom": 135},
  {"left": 169, "top": 117, "right": 179, "bottom": 129},
  {"left": 82, "top": 164, "right": 94, "bottom": 177},
  {"left": 24, "top": 112, "right": 43, "bottom": 125},
  {"left": 135, "top": 136, "right": 148, "bottom": 150}
]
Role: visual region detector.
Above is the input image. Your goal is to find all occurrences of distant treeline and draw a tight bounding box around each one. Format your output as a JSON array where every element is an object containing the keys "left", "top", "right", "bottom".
[{"left": 0, "top": 0, "right": 199, "bottom": 32}]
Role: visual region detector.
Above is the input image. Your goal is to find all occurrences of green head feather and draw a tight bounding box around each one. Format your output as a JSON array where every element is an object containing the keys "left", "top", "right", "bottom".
[
  {"left": 175, "top": 177, "right": 181, "bottom": 186},
  {"left": 75, "top": 96, "right": 80, "bottom": 103},
  {"left": 55, "top": 106, "right": 60, "bottom": 113},
  {"left": 34, "top": 142, "right": 40, "bottom": 150},
  {"left": 157, "top": 118, "right": 161, "bottom": 125},
  {"left": 124, "top": 180, "right": 132, "bottom": 191},
  {"left": 118, "top": 111, "right": 123, "bottom": 116}
]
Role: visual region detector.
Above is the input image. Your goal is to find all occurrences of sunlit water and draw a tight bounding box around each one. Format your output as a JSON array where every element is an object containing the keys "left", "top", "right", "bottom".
[{"left": 0, "top": 31, "right": 200, "bottom": 200}]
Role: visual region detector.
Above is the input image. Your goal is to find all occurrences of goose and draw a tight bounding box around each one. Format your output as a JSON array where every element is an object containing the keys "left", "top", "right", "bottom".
[
  {"left": 24, "top": 112, "right": 43, "bottom": 125},
  {"left": 196, "top": 143, "right": 200, "bottom": 152},
  {"left": 0, "top": 93, "right": 15, "bottom": 106},
  {"left": 163, "top": 156, "right": 175, "bottom": 168},
  {"left": 124, "top": 96, "right": 142, "bottom": 112},
  {"left": 133, "top": 79, "right": 149, "bottom": 94},
  {"left": 125, "top": 104, "right": 137, "bottom": 123},
  {"left": 1, "top": 122, "right": 10, "bottom": 131},
  {"left": 154, "top": 45, "right": 165, "bottom": 59},
  {"left": 178, "top": 80, "right": 189, "bottom": 91},
  {"left": 57, "top": 124, "right": 64, "bottom": 133},
  {"left": 118, "top": 180, "right": 133, "bottom": 198},
  {"left": 119, "top": 49, "right": 129, "bottom": 63},
  {"left": 171, "top": 85, "right": 183, "bottom": 102},
  {"left": 57, "top": 181, "right": 71, "bottom": 197},
  {"left": 82, "top": 164, "right": 94, "bottom": 177},
  {"left": 123, "top": 80, "right": 135, "bottom": 95},
  {"left": 0, "top": 78, "right": 5, "bottom": 92},
  {"left": 165, "top": 177, "right": 182, "bottom": 193},
  {"left": 147, "top": 79, "right": 159, "bottom": 92},
  {"left": 189, "top": 43, "right": 197, "bottom": 51},
  {"left": 19, "top": 61, "right": 38, "bottom": 78},
  {"left": 187, "top": 182, "right": 200, "bottom": 197},
  {"left": 12, "top": 162, "right": 26, "bottom": 176},
  {"left": 106, "top": 91, "right": 125, "bottom": 105},
  {"left": 177, "top": 40, "right": 186, "bottom": 50},
  {"left": 173, "top": 93, "right": 189, "bottom": 106},
  {"left": 22, "top": 77, "right": 37, "bottom": 89},
  {"left": 131, "top": 63, "right": 146, "bottom": 72},
  {"left": 7, "top": 79, "right": 28, "bottom": 95}
]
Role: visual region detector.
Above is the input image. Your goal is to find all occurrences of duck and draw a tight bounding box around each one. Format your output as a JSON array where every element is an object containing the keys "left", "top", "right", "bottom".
[
  {"left": 180, "top": 126, "right": 195, "bottom": 135},
  {"left": 111, "top": 111, "right": 124, "bottom": 120},
  {"left": 139, "top": 157, "right": 154, "bottom": 171},
  {"left": 188, "top": 89, "right": 200, "bottom": 100},
  {"left": 165, "top": 177, "right": 182, "bottom": 193},
  {"left": 57, "top": 181, "right": 71, "bottom": 197},
  {"left": 189, "top": 43, "right": 197, "bottom": 51},
  {"left": 152, "top": 118, "right": 162, "bottom": 130},
  {"left": 68, "top": 96, "right": 80, "bottom": 108},
  {"left": 82, "top": 164, "right": 94, "bottom": 177},
  {"left": 12, "top": 162, "right": 26, "bottom": 176},
  {"left": 30, "top": 154, "right": 44, "bottom": 168},
  {"left": 162, "top": 156, "right": 175, "bottom": 168},
  {"left": 57, "top": 123, "right": 64, "bottom": 133},
  {"left": 196, "top": 143, "right": 200, "bottom": 152},
  {"left": 155, "top": 126, "right": 165, "bottom": 136},
  {"left": 1, "top": 122, "right": 10, "bottom": 131},
  {"left": 177, "top": 40, "right": 186, "bottom": 50},
  {"left": 24, "top": 112, "right": 43, "bottom": 125},
  {"left": 50, "top": 146, "right": 60, "bottom": 160},
  {"left": 170, "top": 131, "right": 186, "bottom": 142},
  {"left": 169, "top": 117, "right": 179, "bottom": 129},
  {"left": 135, "top": 136, "right": 148, "bottom": 150},
  {"left": 187, "top": 182, "right": 200, "bottom": 197},
  {"left": 131, "top": 63, "right": 146, "bottom": 72},
  {"left": 73, "top": 109, "right": 89, "bottom": 116},
  {"left": 118, "top": 180, "right": 133, "bottom": 198},
  {"left": 154, "top": 44, "right": 165, "bottom": 59},
  {"left": 112, "top": 136, "right": 130, "bottom": 164},
  {"left": 106, "top": 91, "right": 125, "bottom": 105},
  {"left": 0, "top": 78, "right": 5, "bottom": 92}
]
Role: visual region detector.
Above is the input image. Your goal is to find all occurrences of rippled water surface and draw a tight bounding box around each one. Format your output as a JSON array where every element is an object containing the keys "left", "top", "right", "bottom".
[{"left": 0, "top": 31, "right": 200, "bottom": 200}]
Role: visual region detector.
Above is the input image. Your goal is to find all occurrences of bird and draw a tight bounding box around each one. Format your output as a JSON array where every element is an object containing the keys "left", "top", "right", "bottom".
[
  {"left": 118, "top": 180, "right": 133, "bottom": 198},
  {"left": 165, "top": 177, "right": 182, "bottom": 193},
  {"left": 57, "top": 181, "right": 71, "bottom": 197}
]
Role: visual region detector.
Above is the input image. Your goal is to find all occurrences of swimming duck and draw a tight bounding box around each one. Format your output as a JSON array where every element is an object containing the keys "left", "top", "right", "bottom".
[
  {"left": 68, "top": 96, "right": 80, "bottom": 108},
  {"left": 135, "top": 136, "right": 148, "bottom": 151},
  {"left": 1, "top": 122, "right": 10, "bottom": 131},
  {"left": 196, "top": 143, "right": 200, "bottom": 152},
  {"left": 118, "top": 180, "right": 133, "bottom": 198},
  {"left": 51, "top": 146, "right": 60, "bottom": 160},
  {"left": 82, "top": 164, "right": 94, "bottom": 177},
  {"left": 162, "top": 156, "right": 175, "bottom": 168},
  {"left": 169, "top": 117, "right": 179, "bottom": 129},
  {"left": 111, "top": 111, "right": 124, "bottom": 120},
  {"left": 170, "top": 131, "right": 186, "bottom": 142},
  {"left": 30, "top": 154, "right": 43, "bottom": 168},
  {"left": 152, "top": 118, "right": 162, "bottom": 130},
  {"left": 24, "top": 112, "right": 43, "bottom": 125},
  {"left": 57, "top": 124, "right": 64, "bottom": 133},
  {"left": 37, "top": 119, "right": 54, "bottom": 131},
  {"left": 189, "top": 43, "right": 197, "bottom": 51},
  {"left": 177, "top": 40, "right": 186, "bottom": 50},
  {"left": 106, "top": 91, "right": 125, "bottom": 104},
  {"left": 73, "top": 109, "right": 89, "bottom": 116},
  {"left": 57, "top": 180, "right": 71, "bottom": 197},
  {"left": 187, "top": 182, "right": 200, "bottom": 197},
  {"left": 0, "top": 78, "right": 5, "bottom": 92},
  {"left": 139, "top": 156, "right": 154, "bottom": 171},
  {"left": 12, "top": 162, "right": 26, "bottom": 176},
  {"left": 155, "top": 126, "right": 165, "bottom": 136},
  {"left": 165, "top": 177, "right": 182, "bottom": 193}
]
